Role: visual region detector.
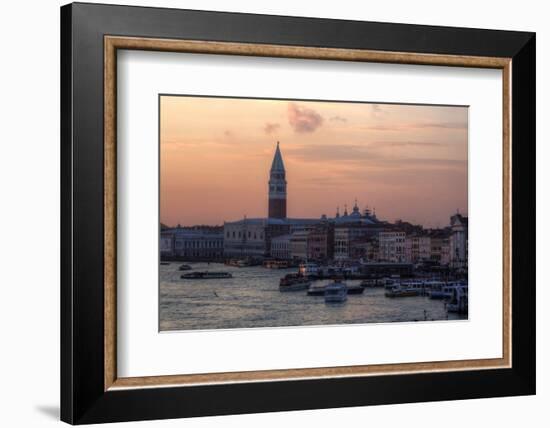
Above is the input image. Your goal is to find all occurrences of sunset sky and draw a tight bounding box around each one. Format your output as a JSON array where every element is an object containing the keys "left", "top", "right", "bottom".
[{"left": 160, "top": 96, "right": 468, "bottom": 228}]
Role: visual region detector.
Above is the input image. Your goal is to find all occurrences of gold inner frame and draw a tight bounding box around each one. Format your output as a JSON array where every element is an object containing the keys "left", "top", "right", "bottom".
[{"left": 104, "top": 35, "right": 512, "bottom": 391}]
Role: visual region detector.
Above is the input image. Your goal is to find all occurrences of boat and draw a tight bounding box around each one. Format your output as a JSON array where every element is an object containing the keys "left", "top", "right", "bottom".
[
  {"left": 178, "top": 264, "right": 192, "bottom": 271},
  {"left": 298, "top": 262, "right": 320, "bottom": 277},
  {"left": 324, "top": 280, "right": 348, "bottom": 303},
  {"left": 428, "top": 282, "right": 454, "bottom": 299},
  {"left": 160, "top": 261, "right": 170, "bottom": 266},
  {"left": 180, "top": 271, "right": 233, "bottom": 279},
  {"left": 347, "top": 285, "right": 365, "bottom": 295},
  {"left": 447, "top": 285, "right": 468, "bottom": 314},
  {"left": 307, "top": 283, "right": 326, "bottom": 296},
  {"left": 263, "top": 260, "right": 290, "bottom": 269},
  {"left": 385, "top": 286, "right": 420, "bottom": 298},
  {"left": 382, "top": 278, "right": 399, "bottom": 290},
  {"left": 279, "top": 274, "right": 311, "bottom": 292},
  {"left": 225, "top": 259, "right": 251, "bottom": 267}
]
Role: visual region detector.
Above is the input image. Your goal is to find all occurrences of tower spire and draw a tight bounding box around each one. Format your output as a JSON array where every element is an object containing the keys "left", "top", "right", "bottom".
[
  {"left": 268, "top": 141, "right": 287, "bottom": 219},
  {"left": 270, "top": 141, "right": 285, "bottom": 172}
]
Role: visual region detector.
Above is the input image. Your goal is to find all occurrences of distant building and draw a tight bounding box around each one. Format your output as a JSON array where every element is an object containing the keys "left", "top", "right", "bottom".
[
  {"left": 223, "top": 218, "right": 269, "bottom": 258},
  {"left": 161, "top": 226, "right": 224, "bottom": 260},
  {"left": 379, "top": 231, "right": 406, "bottom": 262},
  {"left": 405, "top": 234, "right": 431, "bottom": 263},
  {"left": 290, "top": 230, "right": 310, "bottom": 260},
  {"left": 428, "top": 229, "right": 451, "bottom": 265},
  {"left": 223, "top": 217, "right": 320, "bottom": 258},
  {"left": 449, "top": 213, "right": 468, "bottom": 270},
  {"left": 349, "top": 236, "right": 379, "bottom": 262},
  {"left": 270, "top": 234, "right": 292, "bottom": 259},
  {"left": 160, "top": 230, "right": 174, "bottom": 257},
  {"left": 334, "top": 221, "right": 385, "bottom": 260},
  {"left": 307, "top": 224, "right": 335, "bottom": 261}
]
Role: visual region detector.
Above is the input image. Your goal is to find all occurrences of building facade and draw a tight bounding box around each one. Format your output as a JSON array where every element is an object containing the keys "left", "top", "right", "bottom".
[
  {"left": 449, "top": 213, "right": 468, "bottom": 270},
  {"left": 334, "top": 222, "right": 383, "bottom": 260},
  {"left": 379, "top": 231, "right": 406, "bottom": 262},
  {"left": 223, "top": 218, "right": 269, "bottom": 258},
  {"left": 429, "top": 230, "right": 451, "bottom": 266},
  {"left": 270, "top": 234, "right": 292, "bottom": 259},
  {"left": 306, "top": 224, "right": 334, "bottom": 261},
  {"left": 349, "top": 236, "right": 379, "bottom": 262},
  {"left": 405, "top": 235, "right": 431, "bottom": 263},
  {"left": 290, "top": 230, "right": 309, "bottom": 260},
  {"left": 161, "top": 227, "right": 224, "bottom": 260}
]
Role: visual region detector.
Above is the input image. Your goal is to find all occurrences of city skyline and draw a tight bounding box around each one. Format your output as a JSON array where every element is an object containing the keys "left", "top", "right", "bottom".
[{"left": 160, "top": 96, "right": 468, "bottom": 228}]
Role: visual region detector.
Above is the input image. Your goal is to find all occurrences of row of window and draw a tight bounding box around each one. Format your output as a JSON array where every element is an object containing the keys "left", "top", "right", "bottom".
[
  {"left": 226, "top": 231, "right": 264, "bottom": 240},
  {"left": 174, "top": 240, "right": 223, "bottom": 249}
]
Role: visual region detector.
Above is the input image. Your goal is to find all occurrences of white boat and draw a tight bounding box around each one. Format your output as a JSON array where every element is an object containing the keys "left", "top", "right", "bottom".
[{"left": 324, "top": 280, "right": 348, "bottom": 303}]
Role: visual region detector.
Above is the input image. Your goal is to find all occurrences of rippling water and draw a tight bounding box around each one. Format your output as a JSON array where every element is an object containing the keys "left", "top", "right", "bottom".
[{"left": 160, "top": 262, "right": 467, "bottom": 331}]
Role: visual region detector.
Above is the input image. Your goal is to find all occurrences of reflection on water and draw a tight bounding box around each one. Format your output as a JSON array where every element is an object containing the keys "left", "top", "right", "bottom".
[{"left": 160, "top": 262, "right": 467, "bottom": 331}]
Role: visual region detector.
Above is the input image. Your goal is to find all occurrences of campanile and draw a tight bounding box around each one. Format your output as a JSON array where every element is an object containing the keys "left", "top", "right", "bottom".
[{"left": 268, "top": 142, "right": 287, "bottom": 219}]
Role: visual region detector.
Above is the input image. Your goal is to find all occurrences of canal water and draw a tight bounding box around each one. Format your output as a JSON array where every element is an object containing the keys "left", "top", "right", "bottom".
[{"left": 160, "top": 262, "right": 467, "bottom": 331}]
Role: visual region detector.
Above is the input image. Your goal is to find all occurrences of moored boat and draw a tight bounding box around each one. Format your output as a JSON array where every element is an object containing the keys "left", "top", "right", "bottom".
[
  {"left": 428, "top": 282, "right": 454, "bottom": 299},
  {"left": 385, "top": 286, "right": 420, "bottom": 298},
  {"left": 298, "top": 262, "right": 320, "bottom": 277},
  {"left": 279, "top": 274, "right": 311, "bottom": 292},
  {"left": 324, "top": 280, "right": 348, "bottom": 303},
  {"left": 178, "top": 264, "right": 192, "bottom": 271},
  {"left": 347, "top": 285, "right": 365, "bottom": 295},
  {"left": 307, "top": 283, "right": 326, "bottom": 296},
  {"left": 180, "top": 271, "right": 233, "bottom": 279},
  {"left": 160, "top": 261, "right": 170, "bottom": 266},
  {"left": 225, "top": 258, "right": 252, "bottom": 267},
  {"left": 263, "top": 260, "right": 290, "bottom": 269}
]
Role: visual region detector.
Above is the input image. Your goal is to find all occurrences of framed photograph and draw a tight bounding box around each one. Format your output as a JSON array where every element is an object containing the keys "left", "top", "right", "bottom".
[{"left": 61, "top": 2, "right": 535, "bottom": 424}]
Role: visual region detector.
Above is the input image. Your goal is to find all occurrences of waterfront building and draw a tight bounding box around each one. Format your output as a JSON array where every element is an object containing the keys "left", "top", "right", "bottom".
[
  {"left": 268, "top": 142, "right": 287, "bottom": 219},
  {"left": 440, "top": 239, "right": 451, "bottom": 266},
  {"left": 449, "top": 213, "right": 468, "bottom": 270},
  {"left": 290, "top": 230, "right": 310, "bottom": 260},
  {"left": 223, "top": 218, "right": 270, "bottom": 258},
  {"left": 378, "top": 231, "right": 406, "bottom": 262},
  {"left": 270, "top": 234, "right": 292, "bottom": 259},
  {"left": 306, "top": 224, "right": 335, "bottom": 261},
  {"left": 334, "top": 222, "right": 384, "bottom": 260},
  {"left": 349, "top": 236, "right": 379, "bottom": 262},
  {"left": 429, "top": 229, "right": 451, "bottom": 265},
  {"left": 160, "top": 230, "right": 174, "bottom": 257},
  {"left": 223, "top": 217, "right": 321, "bottom": 258},
  {"left": 161, "top": 226, "right": 224, "bottom": 260},
  {"left": 404, "top": 234, "right": 431, "bottom": 263}
]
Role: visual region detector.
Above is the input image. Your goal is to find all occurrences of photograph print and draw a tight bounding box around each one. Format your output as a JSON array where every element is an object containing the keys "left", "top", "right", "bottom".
[{"left": 159, "top": 95, "right": 469, "bottom": 332}]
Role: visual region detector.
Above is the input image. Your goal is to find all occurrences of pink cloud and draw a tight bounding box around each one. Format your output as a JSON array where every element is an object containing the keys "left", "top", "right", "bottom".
[{"left": 287, "top": 102, "right": 323, "bottom": 133}]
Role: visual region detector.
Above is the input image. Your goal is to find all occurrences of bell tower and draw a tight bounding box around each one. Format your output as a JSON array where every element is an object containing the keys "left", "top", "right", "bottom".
[{"left": 268, "top": 141, "right": 287, "bottom": 219}]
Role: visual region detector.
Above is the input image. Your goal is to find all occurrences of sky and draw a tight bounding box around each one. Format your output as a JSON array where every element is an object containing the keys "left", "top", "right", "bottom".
[{"left": 160, "top": 96, "right": 468, "bottom": 228}]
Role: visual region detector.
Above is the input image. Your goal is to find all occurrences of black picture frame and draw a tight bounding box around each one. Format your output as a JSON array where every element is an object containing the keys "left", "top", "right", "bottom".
[{"left": 61, "top": 2, "right": 535, "bottom": 424}]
